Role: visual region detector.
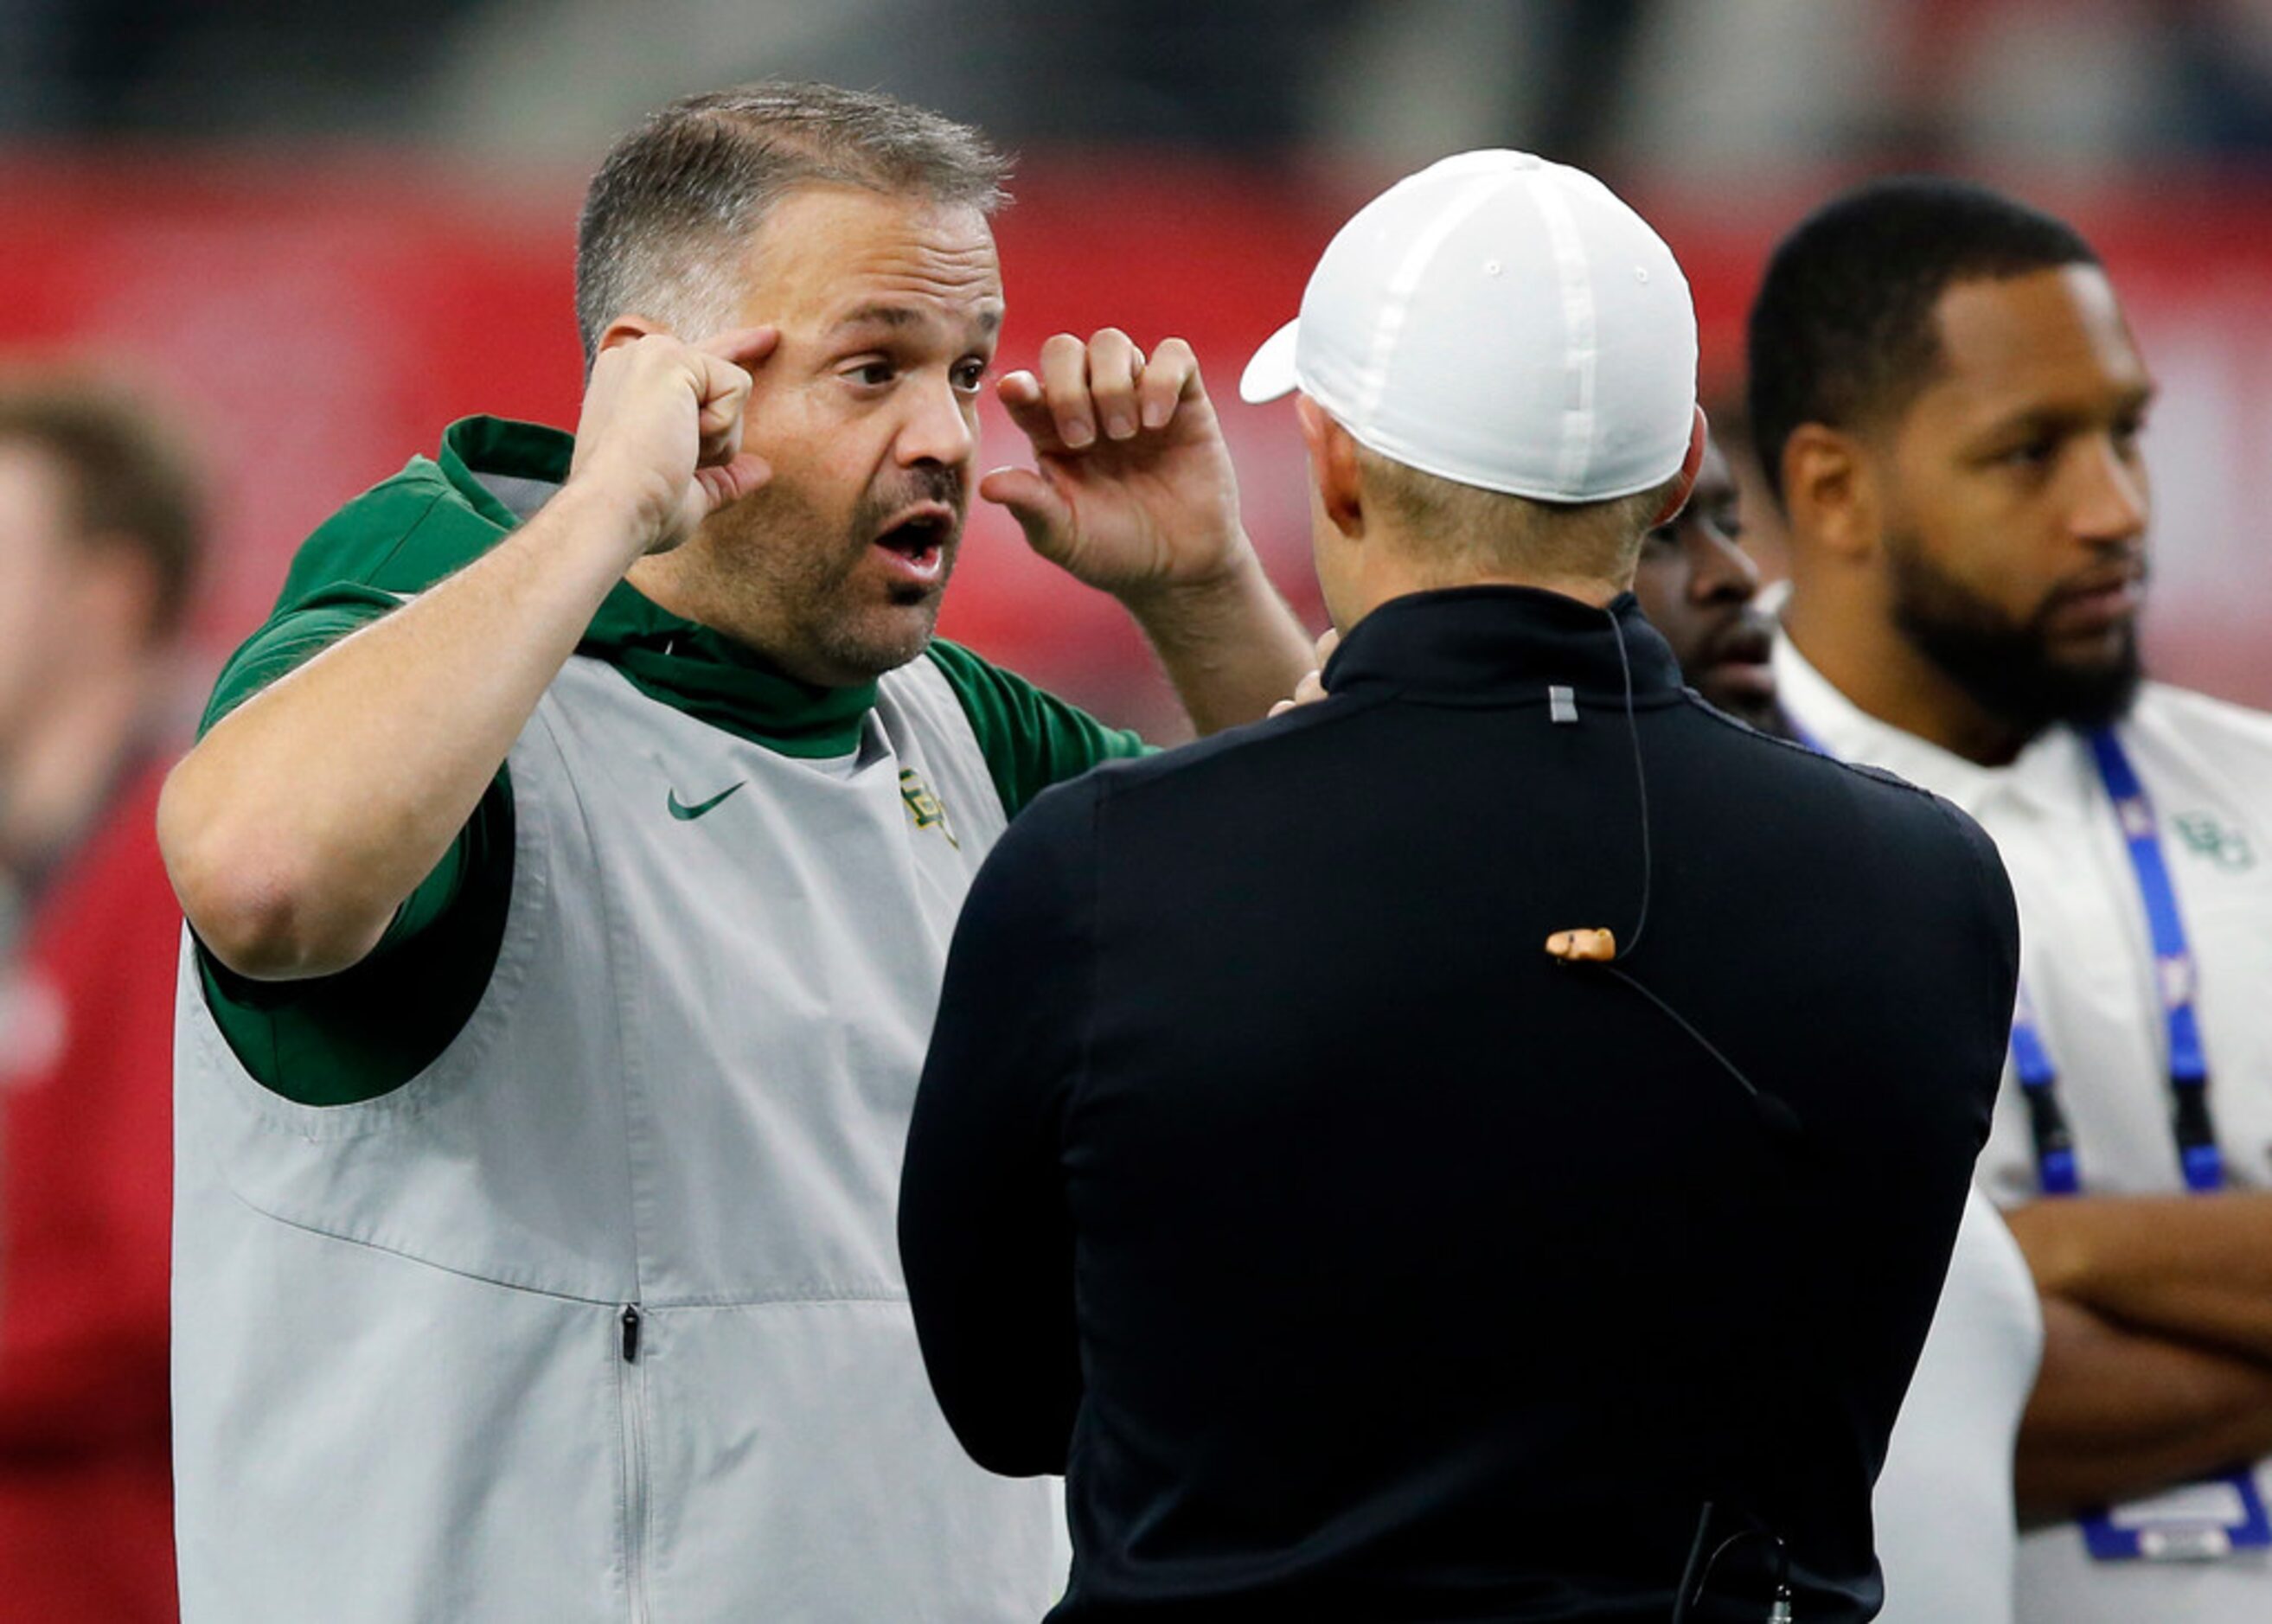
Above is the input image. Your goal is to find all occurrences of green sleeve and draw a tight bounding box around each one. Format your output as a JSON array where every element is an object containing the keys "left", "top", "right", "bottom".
[
  {"left": 193, "top": 589, "right": 515, "bottom": 1105},
  {"left": 199, "top": 596, "right": 394, "bottom": 730},
  {"left": 925, "top": 640, "right": 1155, "bottom": 818}
]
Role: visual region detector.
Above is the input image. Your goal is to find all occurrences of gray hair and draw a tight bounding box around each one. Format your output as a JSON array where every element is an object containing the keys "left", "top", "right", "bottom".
[{"left": 574, "top": 81, "right": 1012, "bottom": 368}]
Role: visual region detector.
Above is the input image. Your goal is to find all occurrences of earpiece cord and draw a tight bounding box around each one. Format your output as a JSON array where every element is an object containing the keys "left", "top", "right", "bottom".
[
  {"left": 1602, "top": 966, "right": 1771, "bottom": 1109},
  {"left": 1597, "top": 606, "right": 1778, "bottom": 1115},
  {"left": 1680, "top": 1522, "right": 1796, "bottom": 1621},
  {"left": 1669, "top": 1501, "right": 1715, "bottom": 1624},
  {"left": 1598, "top": 608, "right": 1797, "bottom": 1623},
  {"left": 1608, "top": 605, "right": 1654, "bottom": 958}
]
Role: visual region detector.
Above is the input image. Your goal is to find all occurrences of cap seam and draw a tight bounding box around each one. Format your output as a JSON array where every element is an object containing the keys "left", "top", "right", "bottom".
[
  {"left": 1527, "top": 171, "right": 1599, "bottom": 493},
  {"left": 1346, "top": 168, "right": 1516, "bottom": 425}
]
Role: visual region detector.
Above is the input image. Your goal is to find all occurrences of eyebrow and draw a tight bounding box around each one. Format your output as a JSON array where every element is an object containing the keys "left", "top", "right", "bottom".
[
  {"left": 1978, "top": 382, "right": 2156, "bottom": 442},
  {"left": 829, "top": 302, "right": 1003, "bottom": 338}
]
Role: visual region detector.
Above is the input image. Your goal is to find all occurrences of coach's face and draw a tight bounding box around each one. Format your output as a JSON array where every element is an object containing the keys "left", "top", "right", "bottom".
[
  {"left": 1870, "top": 266, "right": 2154, "bottom": 726},
  {"left": 703, "top": 185, "right": 1003, "bottom": 686}
]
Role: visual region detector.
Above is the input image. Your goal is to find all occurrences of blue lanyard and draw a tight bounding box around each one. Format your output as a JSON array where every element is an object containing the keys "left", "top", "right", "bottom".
[
  {"left": 1790, "top": 719, "right": 2224, "bottom": 1196},
  {"left": 2082, "top": 727, "right": 2223, "bottom": 1193}
]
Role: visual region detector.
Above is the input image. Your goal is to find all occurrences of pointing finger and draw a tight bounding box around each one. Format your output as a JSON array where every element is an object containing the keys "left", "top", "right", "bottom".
[{"left": 701, "top": 325, "right": 780, "bottom": 371}]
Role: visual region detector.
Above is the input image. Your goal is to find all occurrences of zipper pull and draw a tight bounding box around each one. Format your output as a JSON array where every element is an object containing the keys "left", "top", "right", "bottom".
[{"left": 621, "top": 1304, "right": 642, "bottom": 1363}]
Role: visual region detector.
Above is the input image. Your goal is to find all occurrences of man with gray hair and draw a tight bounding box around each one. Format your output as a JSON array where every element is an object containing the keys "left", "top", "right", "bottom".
[
  {"left": 901, "top": 151, "right": 2020, "bottom": 1621},
  {"left": 159, "top": 81, "right": 1310, "bottom": 1621}
]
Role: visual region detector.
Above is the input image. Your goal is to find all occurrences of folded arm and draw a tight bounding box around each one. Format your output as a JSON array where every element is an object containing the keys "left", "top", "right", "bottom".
[
  {"left": 2018, "top": 1294, "right": 2272, "bottom": 1519},
  {"left": 2007, "top": 1191, "right": 2272, "bottom": 1366}
]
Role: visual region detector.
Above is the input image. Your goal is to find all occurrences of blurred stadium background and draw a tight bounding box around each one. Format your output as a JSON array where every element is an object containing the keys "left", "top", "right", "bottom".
[{"left": 4, "top": 0, "right": 2271, "bottom": 739}]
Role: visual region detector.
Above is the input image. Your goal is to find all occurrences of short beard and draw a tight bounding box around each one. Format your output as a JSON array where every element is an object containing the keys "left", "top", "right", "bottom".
[
  {"left": 1885, "top": 532, "right": 2142, "bottom": 740},
  {"left": 694, "top": 466, "right": 964, "bottom": 683}
]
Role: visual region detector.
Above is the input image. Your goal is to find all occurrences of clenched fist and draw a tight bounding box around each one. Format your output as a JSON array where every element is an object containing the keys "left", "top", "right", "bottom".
[{"left": 569, "top": 326, "right": 779, "bottom": 556}]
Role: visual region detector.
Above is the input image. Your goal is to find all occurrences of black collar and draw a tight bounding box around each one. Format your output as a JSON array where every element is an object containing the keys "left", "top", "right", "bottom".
[{"left": 1323, "top": 585, "right": 1686, "bottom": 704}]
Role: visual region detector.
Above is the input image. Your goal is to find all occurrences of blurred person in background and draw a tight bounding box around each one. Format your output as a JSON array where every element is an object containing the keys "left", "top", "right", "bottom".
[
  {"left": 1629, "top": 425, "right": 1784, "bottom": 735},
  {"left": 158, "top": 81, "right": 1309, "bottom": 1624},
  {"left": 1751, "top": 175, "right": 2272, "bottom": 1624},
  {"left": 0, "top": 376, "right": 200, "bottom": 1622},
  {"left": 902, "top": 150, "right": 2019, "bottom": 1623}
]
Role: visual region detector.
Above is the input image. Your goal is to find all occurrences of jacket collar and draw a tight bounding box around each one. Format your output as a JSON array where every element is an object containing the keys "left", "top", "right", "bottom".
[
  {"left": 439, "top": 416, "right": 879, "bottom": 758},
  {"left": 1323, "top": 585, "right": 1686, "bottom": 705}
]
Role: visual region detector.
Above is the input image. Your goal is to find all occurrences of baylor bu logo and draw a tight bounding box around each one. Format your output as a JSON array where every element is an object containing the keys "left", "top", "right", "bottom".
[
  {"left": 2174, "top": 811, "right": 2256, "bottom": 873},
  {"left": 899, "top": 770, "right": 959, "bottom": 848}
]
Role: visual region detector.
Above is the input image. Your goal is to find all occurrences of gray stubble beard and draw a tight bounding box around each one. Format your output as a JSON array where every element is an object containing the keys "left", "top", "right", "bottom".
[{"left": 693, "top": 475, "right": 963, "bottom": 682}]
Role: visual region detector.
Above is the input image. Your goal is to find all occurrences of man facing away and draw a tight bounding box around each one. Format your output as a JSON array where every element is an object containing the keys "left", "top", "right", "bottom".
[
  {"left": 158, "top": 83, "right": 1309, "bottom": 1622},
  {"left": 0, "top": 377, "right": 200, "bottom": 1623},
  {"left": 1751, "top": 175, "right": 2272, "bottom": 1624},
  {"left": 899, "top": 150, "right": 2020, "bottom": 1622}
]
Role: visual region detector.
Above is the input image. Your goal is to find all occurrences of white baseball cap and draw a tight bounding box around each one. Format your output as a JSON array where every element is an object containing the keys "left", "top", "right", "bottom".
[{"left": 1238, "top": 150, "right": 1698, "bottom": 504}]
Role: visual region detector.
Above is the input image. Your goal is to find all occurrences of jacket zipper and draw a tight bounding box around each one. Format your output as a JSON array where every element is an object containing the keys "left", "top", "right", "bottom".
[{"left": 618, "top": 1304, "right": 651, "bottom": 1624}]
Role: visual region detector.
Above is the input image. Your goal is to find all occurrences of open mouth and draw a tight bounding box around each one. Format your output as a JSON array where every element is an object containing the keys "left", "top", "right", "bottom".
[{"left": 871, "top": 505, "right": 955, "bottom": 585}]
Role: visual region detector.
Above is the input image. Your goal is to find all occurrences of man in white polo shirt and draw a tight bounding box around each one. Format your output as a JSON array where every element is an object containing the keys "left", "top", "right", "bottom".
[{"left": 1750, "top": 175, "right": 2272, "bottom": 1624}]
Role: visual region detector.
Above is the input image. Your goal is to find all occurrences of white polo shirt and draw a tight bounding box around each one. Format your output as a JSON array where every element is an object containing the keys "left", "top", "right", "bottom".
[
  {"left": 1775, "top": 634, "right": 2272, "bottom": 1624},
  {"left": 1873, "top": 1185, "right": 2041, "bottom": 1624}
]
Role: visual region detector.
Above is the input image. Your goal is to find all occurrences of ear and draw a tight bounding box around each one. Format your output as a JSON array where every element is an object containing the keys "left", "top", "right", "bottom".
[
  {"left": 595, "top": 312, "right": 669, "bottom": 355},
  {"left": 1780, "top": 423, "right": 1878, "bottom": 562},
  {"left": 1648, "top": 406, "right": 1710, "bottom": 530},
  {"left": 1296, "top": 394, "right": 1365, "bottom": 538}
]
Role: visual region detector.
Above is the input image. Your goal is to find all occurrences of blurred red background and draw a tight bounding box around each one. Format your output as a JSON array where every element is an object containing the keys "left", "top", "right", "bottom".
[{"left": 4, "top": 152, "right": 2267, "bottom": 738}]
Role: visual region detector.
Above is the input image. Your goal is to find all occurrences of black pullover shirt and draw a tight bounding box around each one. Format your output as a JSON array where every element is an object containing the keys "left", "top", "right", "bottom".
[{"left": 901, "top": 586, "right": 2020, "bottom": 1622}]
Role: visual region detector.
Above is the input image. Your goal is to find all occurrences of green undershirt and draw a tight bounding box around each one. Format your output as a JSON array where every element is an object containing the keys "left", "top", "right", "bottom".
[{"left": 197, "top": 415, "right": 1148, "bottom": 1106}]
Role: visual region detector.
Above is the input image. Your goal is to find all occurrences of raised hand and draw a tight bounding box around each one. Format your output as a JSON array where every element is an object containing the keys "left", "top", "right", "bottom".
[
  {"left": 569, "top": 326, "right": 779, "bottom": 557},
  {"left": 980, "top": 329, "right": 1249, "bottom": 601},
  {"left": 1268, "top": 628, "right": 1341, "bottom": 718}
]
